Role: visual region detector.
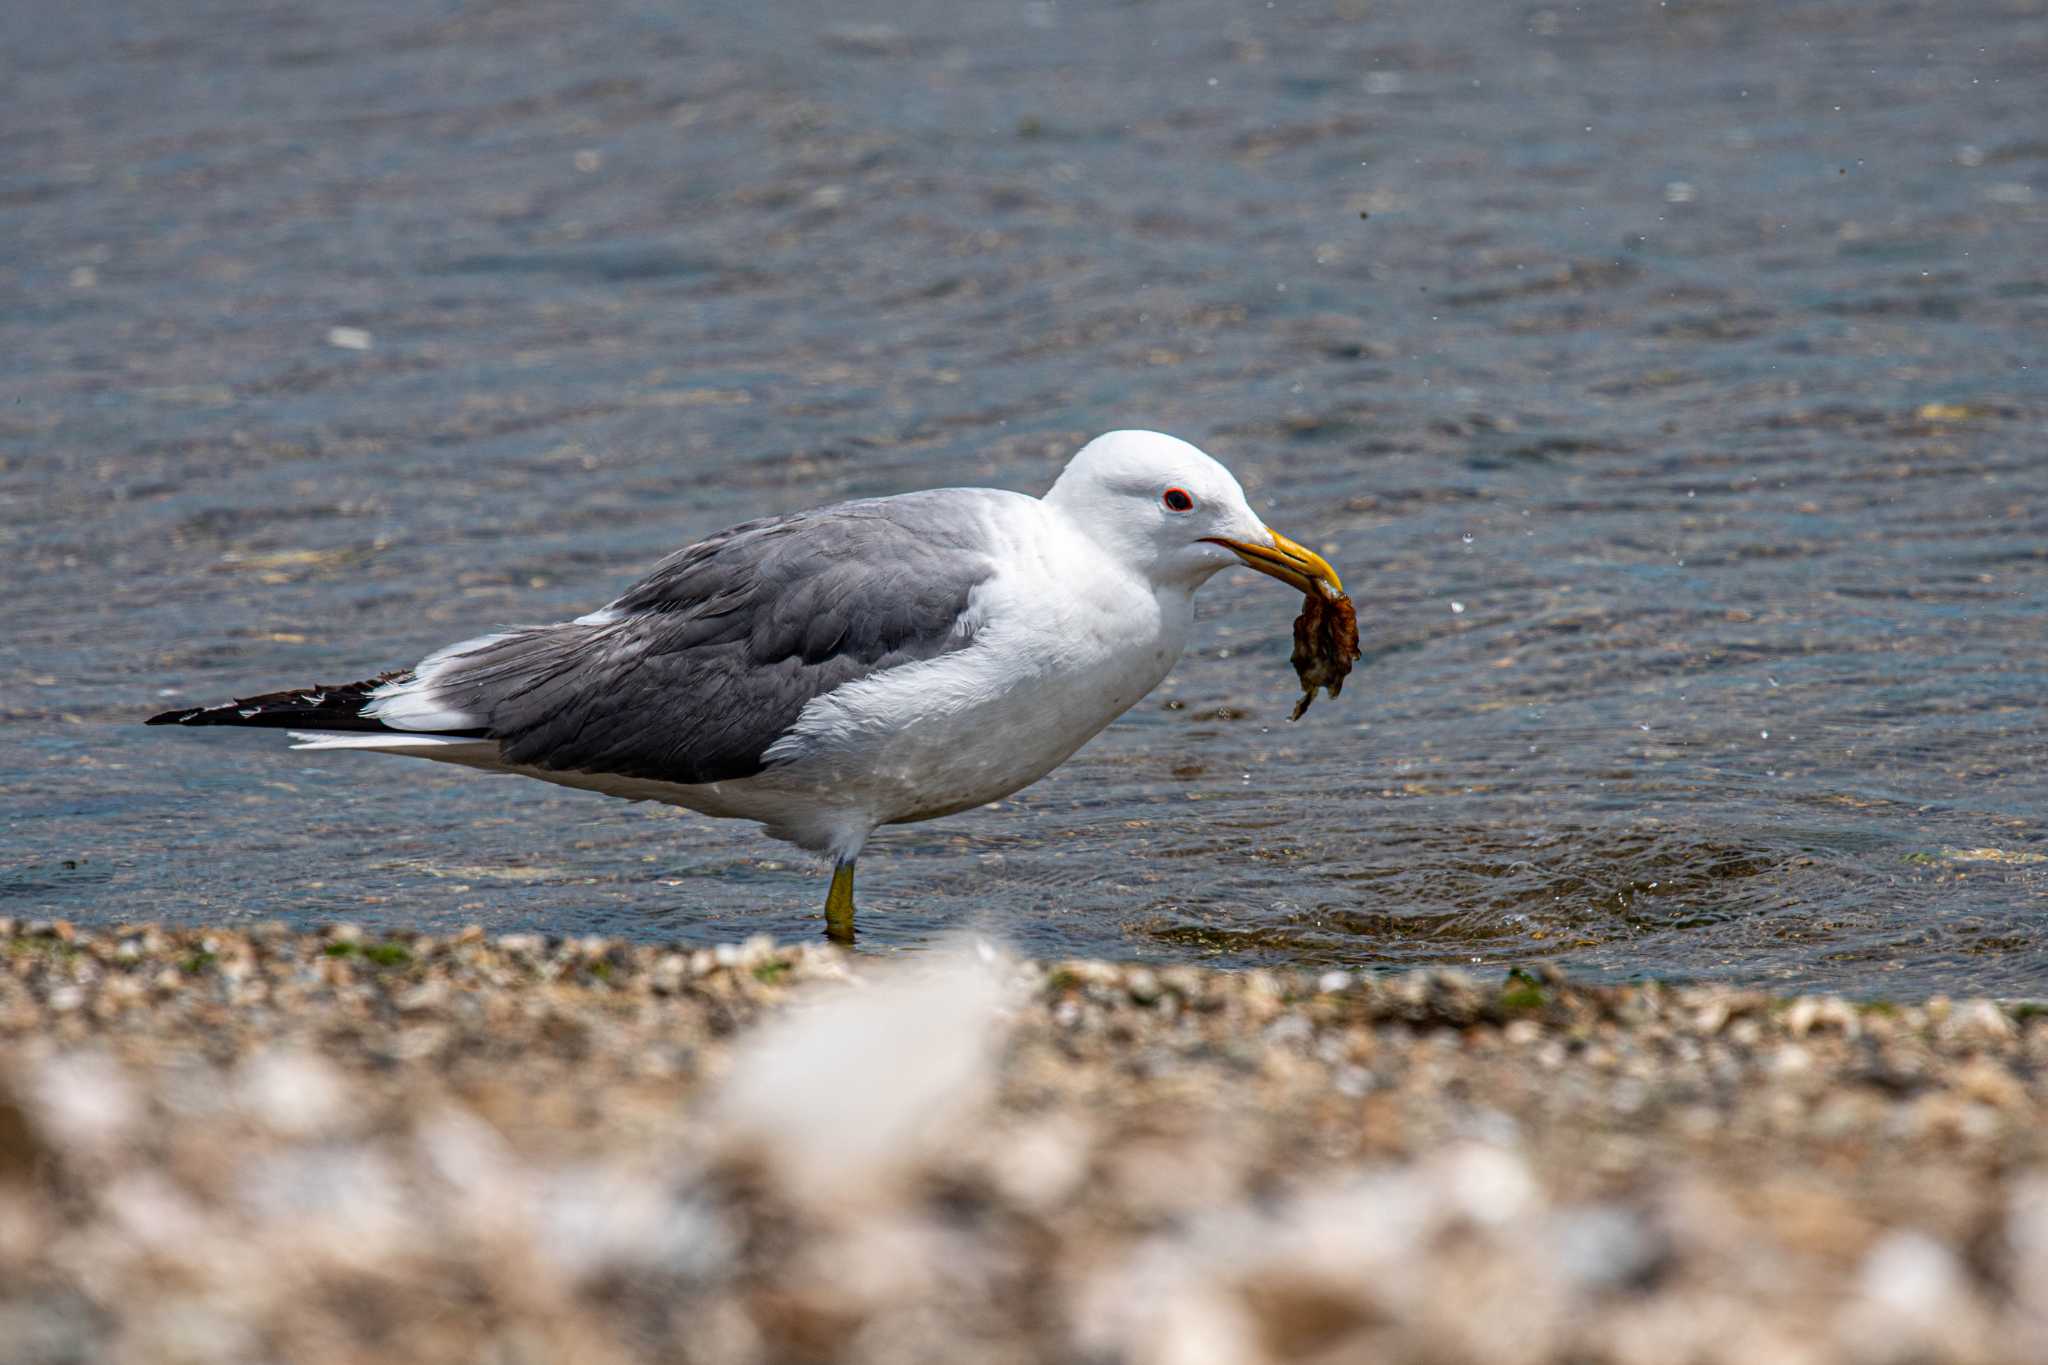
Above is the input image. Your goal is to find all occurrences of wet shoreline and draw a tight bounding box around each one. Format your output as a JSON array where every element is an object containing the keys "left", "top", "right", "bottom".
[{"left": 5, "top": 916, "right": 2046, "bottom": 1362}]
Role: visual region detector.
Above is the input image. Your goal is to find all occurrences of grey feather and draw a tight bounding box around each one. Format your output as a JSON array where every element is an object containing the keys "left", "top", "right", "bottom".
[{"left": 422, "top": 491, "right": 1002, "bottom": 785}]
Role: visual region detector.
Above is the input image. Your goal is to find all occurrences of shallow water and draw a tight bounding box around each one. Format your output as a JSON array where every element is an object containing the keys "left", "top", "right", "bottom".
[{"left": 4, "top": 0, "right": 2045, "bottom": 994}]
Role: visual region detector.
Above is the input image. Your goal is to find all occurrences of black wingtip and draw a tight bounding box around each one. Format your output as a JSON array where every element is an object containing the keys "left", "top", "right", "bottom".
[
  {"left": 142, "top": 671, "right": 417, "bottom": 732},
  {"left": 141, "top": 671, "right": 489, "bottom": 737}
]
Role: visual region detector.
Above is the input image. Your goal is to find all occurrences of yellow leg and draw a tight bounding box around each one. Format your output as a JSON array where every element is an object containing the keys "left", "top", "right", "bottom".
[{"left": 824, "top": 860, "right": 856, "bottom": 946}]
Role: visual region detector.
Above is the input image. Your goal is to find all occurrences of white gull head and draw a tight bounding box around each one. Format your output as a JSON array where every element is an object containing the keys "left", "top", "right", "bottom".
[{"left": 1042, "top": 429, "right": 1341, "bottom": 597}]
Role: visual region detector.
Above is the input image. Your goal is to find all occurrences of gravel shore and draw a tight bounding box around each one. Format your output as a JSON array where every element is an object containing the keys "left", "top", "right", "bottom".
[{"left": 3, "top": 917, "right": 2045, "bottom": 1364}]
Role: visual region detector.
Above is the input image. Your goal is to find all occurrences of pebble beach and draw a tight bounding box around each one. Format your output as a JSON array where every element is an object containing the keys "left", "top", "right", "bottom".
[{"left": 5, "top": 918, "right": 2046, "bottom": 1364}]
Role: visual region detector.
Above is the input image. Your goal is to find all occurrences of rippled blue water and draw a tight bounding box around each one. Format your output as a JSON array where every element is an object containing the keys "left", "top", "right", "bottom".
[{"left": 4, "top": 0, "right": 2045, "bottom": 993}]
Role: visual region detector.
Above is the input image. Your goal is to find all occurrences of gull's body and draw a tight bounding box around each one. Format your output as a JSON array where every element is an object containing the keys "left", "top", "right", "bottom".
[{"left": 150, "top": 431, "right": 1345, "bottom": 940}]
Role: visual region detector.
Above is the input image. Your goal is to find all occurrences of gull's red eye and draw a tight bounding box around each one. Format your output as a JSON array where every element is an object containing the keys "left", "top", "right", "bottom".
[{"left": 1163, "top": 487, "right": 1195, "bottom": 512}]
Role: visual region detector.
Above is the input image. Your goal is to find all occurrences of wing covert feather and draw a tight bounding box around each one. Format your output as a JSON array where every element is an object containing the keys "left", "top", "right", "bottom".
[{"left": 425, "top": 493, "right": 1001, "bottom": 785}]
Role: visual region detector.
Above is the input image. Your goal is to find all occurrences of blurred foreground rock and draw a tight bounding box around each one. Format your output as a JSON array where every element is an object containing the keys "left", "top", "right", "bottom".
[{"left": 2, "top": 918, "right": 2046, "bottom": 1364}]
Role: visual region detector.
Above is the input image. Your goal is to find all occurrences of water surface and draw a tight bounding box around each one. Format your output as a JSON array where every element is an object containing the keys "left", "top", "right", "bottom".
[{"left": 4, "top": 0, "right": 2046, "bottom": 993}]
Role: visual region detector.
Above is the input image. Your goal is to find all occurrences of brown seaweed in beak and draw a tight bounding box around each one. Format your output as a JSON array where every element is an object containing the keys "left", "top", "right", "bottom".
[{"left": 1288, "top": 589, "right": 1361, "bottom": 721}]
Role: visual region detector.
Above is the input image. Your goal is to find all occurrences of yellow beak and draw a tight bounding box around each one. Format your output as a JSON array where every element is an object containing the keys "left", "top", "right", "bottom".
[{"left": 1205, "top": 529, "right": 1345, "bottom": 598}]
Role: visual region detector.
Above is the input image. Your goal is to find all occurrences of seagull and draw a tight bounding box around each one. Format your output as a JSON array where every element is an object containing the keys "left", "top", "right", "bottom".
[{"left": 149, "top": 430, "right": 1346, "bottom": 942}]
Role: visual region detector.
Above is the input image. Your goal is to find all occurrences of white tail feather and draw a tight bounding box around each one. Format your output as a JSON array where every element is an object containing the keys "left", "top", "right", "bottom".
[
  {"left": 360, "top": 630, "right": 512, "bottom": 731},
  {"left": 289, "top": 731, "right": 487, "bottom": 752}
]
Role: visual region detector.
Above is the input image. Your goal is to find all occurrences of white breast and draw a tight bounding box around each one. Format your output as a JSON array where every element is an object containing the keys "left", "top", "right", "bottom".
[{"left": 749, "top": 497, "right": 1191, "bottom": 838}]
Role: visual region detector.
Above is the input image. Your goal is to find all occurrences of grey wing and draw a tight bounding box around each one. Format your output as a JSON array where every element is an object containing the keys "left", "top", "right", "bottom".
[{"left": 386, "top": 492, "right": 1000, "bottom": 785}]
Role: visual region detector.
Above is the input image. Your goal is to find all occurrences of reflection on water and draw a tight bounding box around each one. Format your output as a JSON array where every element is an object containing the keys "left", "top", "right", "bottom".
[{"left": 3, "top": 0, "right": 2045, "bottom": 995}]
